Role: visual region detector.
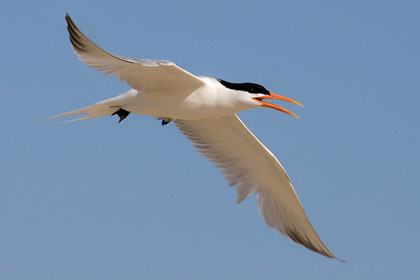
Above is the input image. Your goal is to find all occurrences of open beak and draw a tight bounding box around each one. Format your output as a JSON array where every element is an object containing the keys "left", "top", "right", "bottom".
[{"left": 253, "top": 93, "right": 303, "bottom": 118}]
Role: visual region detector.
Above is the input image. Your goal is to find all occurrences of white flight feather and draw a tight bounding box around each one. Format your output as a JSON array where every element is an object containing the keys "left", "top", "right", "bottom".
[
  {"left": 175, "top": 115, "right": 335, "bottom": 258},
  {"left": 65, "top": 14, "right": 204, "bottom": 94}
]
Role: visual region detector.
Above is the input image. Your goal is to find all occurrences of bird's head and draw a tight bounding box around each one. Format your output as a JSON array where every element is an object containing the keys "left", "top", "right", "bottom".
[{"left": 217, "top": 79, "right": 303, "bottom": 118}]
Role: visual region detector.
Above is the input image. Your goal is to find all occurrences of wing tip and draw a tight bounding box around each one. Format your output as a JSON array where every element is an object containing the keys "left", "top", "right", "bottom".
[
  {"left": 287, "top": 227, "right": 338, "bottom": 259},
  {"left": 64, "top": 13, "right": 91, "bottom": 54},
  {"left": 65, "top": 13, "right": 73, "bottom": 27}
]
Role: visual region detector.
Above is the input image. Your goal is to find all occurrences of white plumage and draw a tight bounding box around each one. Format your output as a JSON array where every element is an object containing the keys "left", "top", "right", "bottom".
[{"left": 48, "top": 14, "right": 337, "bottom": 259}]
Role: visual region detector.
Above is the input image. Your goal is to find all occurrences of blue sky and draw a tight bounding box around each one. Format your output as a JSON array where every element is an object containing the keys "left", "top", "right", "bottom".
[{"left": 1, "top": 0, "right": 419, "bottom": 279}]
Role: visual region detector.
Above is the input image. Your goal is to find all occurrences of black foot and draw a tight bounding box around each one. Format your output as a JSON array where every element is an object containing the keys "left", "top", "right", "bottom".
[
  {"left": 112, "top": 108, "right": 130, "bottom": 123},
  {"left": 159, "top": 118, "right": 172, "bottom": 126}
]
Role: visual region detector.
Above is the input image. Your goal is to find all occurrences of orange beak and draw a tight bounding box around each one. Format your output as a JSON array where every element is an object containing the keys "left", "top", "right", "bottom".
[{"left": 253, "top": 93, "right": 303, "bottom": 118}]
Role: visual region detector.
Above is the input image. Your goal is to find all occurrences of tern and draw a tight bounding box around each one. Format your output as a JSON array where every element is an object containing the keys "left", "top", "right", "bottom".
[{"left": 49, "top": 14, "right": 337, "bottom": 259}]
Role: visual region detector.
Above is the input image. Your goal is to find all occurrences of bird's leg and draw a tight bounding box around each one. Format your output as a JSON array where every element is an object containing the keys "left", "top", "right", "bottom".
[
  {"left": 160, "top": 118, "right": 172, "bottom": 126},
  {"left": 111, "top": 108, "right": 130, "bottom": 123}
]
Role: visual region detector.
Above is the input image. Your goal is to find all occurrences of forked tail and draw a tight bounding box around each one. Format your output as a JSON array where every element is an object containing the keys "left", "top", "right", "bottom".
[{"left": 45, "top": 89, "right": 138, "bottom": 122}]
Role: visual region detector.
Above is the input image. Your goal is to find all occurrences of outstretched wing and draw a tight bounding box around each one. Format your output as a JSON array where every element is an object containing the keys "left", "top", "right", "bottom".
[
  {"left": 65, "top": 14, "right": 204, "bottom": 94},
  {"left": 175, "top": 115, "right": 335, "bottom": 258}
]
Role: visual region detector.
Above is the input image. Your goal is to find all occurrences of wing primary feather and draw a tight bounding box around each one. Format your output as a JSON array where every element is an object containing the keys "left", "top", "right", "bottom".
[
  {"left": 64, "top": 14, "right": 205, "bottom": 93},
  {"left": 175, "top": 115, "right": 337, "bottom": 259}
]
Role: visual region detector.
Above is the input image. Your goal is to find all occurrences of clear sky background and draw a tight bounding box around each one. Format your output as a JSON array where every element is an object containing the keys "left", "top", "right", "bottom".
[{"left": 1, "top": 0, "right": 419, "bottom": 279}]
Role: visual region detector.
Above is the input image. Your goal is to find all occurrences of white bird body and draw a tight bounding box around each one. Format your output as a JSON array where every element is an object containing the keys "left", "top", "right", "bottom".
[
  {"left": 49, "top": 14, "right": 338, "bottom": 259},
  {"left": 122, "top": 77, "right": 260, "bottom": 119},
  {"left": 54, "top": 77, "right": 262, "bottom": 121}
]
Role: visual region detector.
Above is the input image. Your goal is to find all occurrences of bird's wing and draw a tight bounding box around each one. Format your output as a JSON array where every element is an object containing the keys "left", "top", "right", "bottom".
[
  {"left": 65, "top": 14, "right": 204, "bottom": 93},
  {"left": 175, "top": 115, "right": 335, "bottom": 258}
]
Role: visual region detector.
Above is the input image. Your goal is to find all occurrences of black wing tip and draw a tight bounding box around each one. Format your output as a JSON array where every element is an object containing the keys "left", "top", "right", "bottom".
[
  {"left": 65, "top": 13, "right": 73, "bottom": 24},
  {"left": 286, "top": 227, "right": 337, "bottom": 259},
  {"left": 65, "top": 13, "right": 78, "bottom": 34},
  {"left": 65, "top": 14, "right": 78, "bottom": 33},
  {"left": 64, "top": 13, "right": 88, "bottom": 53}
]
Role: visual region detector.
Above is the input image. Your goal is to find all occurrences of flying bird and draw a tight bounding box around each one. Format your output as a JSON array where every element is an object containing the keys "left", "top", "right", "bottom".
[{"left": 49, "top": 14, "right": 337, "bottom": 259}]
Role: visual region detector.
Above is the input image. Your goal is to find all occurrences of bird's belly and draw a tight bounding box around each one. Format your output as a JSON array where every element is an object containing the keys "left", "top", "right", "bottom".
[
  {"left": 130, "top": 102, "right": 242, "bottom": 120},
  {"left": 126, "top": 91, "right": 251, "bottom": 120}
]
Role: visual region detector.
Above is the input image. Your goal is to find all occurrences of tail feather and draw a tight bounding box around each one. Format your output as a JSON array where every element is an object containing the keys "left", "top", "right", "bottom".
[
  {"left": 45, "top": 103, "right": 117, "bottom": 122},
  {"left": 45, "top": 89, "right": 138, "bottom": 122}
]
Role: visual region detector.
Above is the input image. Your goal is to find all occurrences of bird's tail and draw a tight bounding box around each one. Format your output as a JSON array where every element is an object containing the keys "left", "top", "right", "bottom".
[{"left": 45, "top": 89, "right": 138, "bottom": 122}]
